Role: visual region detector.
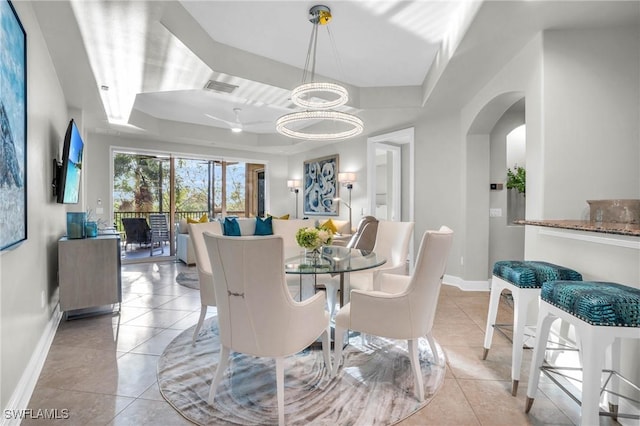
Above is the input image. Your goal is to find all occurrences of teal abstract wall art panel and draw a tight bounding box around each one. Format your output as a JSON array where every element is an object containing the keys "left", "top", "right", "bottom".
[
  {"left": 303, "top": 154, "right": 339, "bottom": 216},
  {"left": 1, "top": 0, "right": 27, "bottom": 251}
]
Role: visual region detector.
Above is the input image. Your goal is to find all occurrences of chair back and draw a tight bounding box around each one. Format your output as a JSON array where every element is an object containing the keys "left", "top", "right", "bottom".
[
  {"left": 204, "top": 234, "right": 301, "bottom": 357},
  {"left": 347, "top": 216, "right": 378, "bottom": 251},
  {"left": 149, "top": 214, "right": 170, "bottom": 242},
  {"left": 405, "top": 226, "right": 453, "bottom": 335},
  {"left": 121, "top": 217, "right": 150, "bottom": 245},
  {"left": 271, "top": 218, "right": 311, "bottom": 257},
  {"left": 372, "top": 220, "right": 415, "bottom": 269},
  {"left": 188, "top": 221, "right": 222, "bottom": 306}
]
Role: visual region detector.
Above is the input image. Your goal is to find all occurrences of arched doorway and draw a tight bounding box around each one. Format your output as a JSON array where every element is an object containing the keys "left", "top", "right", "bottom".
[
  {"left": 488, "top": 102, "right": 526, "bottom": 272},
  {"left": 464, "top": 93, "right": 525, "bottom": 281}
]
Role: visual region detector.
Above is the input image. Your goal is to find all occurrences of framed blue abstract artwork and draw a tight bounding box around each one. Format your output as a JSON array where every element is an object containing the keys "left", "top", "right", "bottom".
[
  {"left": 303, "top": 154, "right": 339, "bottom": 216},
  {"left": 1, "top": 0, "right": 27, "bottom": 251}
]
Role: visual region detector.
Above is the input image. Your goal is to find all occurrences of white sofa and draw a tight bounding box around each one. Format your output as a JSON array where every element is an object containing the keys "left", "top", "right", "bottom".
[
  {"left": 177, "top": 218, "right": 312, "bottom": 264},
  {"left": 314, "top": 218, "right": 352, "bottom": 246},
  {"left": 177, "top": 232, "right": 196, "bottom": 265}
]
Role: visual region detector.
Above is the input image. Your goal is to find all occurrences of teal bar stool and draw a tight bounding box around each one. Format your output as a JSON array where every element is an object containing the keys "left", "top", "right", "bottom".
[
  {"left": 526, "top": 281, "right": 640, "bottom": 426},
  {"left": 483, "top": 260, "right": 582, "bottom": 396}
]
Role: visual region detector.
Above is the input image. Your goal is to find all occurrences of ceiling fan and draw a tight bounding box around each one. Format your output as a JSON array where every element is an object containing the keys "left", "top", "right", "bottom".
[
  {"left": 205, "top": 107, "right": 274, "bottom": 133},
  {"left": 205, "top": 107, "right": 244, "bottom": 133}
]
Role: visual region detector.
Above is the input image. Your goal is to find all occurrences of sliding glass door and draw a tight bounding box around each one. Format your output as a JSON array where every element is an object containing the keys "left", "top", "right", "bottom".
[
  {"left": 113, "top": 152, "right": 172, "bottom": 262},
  {"left": 113, "top": 150, "right": 265, "bottom": 263}
]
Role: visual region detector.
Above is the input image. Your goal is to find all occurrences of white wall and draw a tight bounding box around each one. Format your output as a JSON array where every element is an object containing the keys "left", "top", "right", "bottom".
[
  {"left": 465, "top": 134, "right": 491, "bottom": 278},
  {"left": 414, "top": 113, "right": 466, "bottom": 278},
  {"left": 542, "top": 27, "right": 640, "bottom": 219},
  {"left": 1, "top": 1, "right": 69, "bottom": 410}
]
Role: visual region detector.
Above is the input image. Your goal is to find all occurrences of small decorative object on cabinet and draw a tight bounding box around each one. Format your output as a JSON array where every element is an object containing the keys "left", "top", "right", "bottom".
[
  {"left": 84, "top": 221, "right": 98, "bottom": 237},
  {"left": 66, "top": 212, "right": 86, "bottom": 239}
]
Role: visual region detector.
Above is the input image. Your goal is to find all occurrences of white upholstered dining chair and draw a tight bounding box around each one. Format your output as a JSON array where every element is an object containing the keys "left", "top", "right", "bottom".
[
  {"left": 323, "top": 220, "right": 414, "bottom": 316},
  {"left": 350, "top": 220, "right": 415, "bottom": 290},
  {"left": 187, "top": 221, "right": 222, "bottom": 345},
  {"left": 332, "top": 226, "right": 453, "bottom": 402},
  {"left": 203, "top": 234, "right": 331, "bottom": 426}
]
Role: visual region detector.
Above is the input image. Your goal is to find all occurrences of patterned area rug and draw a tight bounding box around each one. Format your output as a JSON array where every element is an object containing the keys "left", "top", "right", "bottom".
[
  {"left": 157, "top": 317, "right": 445, "bottom": 425},
  {"left": 176, "top": 271, "right": 199, "bottom": 289}
]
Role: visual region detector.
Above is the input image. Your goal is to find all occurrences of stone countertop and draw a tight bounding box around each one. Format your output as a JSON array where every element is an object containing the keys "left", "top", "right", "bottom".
[{"left": 515, "top": 219, "right": 640, "bottom": 237}]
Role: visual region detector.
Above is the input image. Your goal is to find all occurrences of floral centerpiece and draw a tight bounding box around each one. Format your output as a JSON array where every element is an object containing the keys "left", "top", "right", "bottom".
[{"left": 295, "top": 225, "right": 334, "bottom": 252}]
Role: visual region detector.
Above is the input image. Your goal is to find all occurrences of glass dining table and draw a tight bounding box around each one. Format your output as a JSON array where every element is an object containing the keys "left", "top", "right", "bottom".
[{"left": 284, "top": 245, "right": 386, "bottom": 307}]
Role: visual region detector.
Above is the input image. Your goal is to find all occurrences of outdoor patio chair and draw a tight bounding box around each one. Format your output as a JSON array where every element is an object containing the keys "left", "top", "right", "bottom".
[
  {"left": 149, "top": 213, "right": 170, "bottom": 256},
  {"left": 121, "top": 217, "right": 151, "bottom": 251}
]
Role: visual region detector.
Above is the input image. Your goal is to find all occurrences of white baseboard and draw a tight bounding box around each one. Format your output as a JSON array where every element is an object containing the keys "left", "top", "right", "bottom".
[
  {"left": 1, "top": 305, "right": 62, "bottom": 426},
  {"left": 443, "top": 274, "right": 490, "bottom": 292}
]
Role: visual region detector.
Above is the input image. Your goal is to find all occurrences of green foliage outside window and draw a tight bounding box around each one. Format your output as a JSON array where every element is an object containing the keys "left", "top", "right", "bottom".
[{"left": 113, "top": 153, "right": 247, "bottom": 215}]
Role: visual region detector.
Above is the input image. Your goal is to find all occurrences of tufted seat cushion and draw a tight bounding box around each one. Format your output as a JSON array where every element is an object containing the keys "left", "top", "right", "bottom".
[
  {"left": 492, "top": 260, "right": 582, "bottom": 289},
  {"left": 541, "top": 280, "right": 640, "bottom": 327}
]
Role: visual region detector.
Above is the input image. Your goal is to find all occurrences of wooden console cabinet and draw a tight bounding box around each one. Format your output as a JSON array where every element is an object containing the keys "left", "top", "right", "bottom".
[{"left": 58, "top": 234, "right": 122, "bottom": 315}]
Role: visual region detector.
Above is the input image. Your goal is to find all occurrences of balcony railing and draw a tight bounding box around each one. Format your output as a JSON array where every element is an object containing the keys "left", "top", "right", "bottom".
[{"left": 113, "top": 211, "right": 246, "bottom": 233}]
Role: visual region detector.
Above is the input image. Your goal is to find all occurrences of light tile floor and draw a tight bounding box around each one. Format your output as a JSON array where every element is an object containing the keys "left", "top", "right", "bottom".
[{"left": 25, "top": 261, "right": 626, "bottom": 425}]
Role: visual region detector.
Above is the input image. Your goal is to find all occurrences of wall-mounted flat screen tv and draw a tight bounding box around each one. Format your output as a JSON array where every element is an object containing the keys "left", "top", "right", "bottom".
[{"left": 56, "top": 119, "right": 84, "bottom": 204}]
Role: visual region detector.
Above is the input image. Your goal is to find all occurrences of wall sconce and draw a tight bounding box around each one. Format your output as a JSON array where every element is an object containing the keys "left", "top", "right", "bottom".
[
  {"left": 287, "top": 179, "right": 301, "bottom": 218},
  {"left": 337, "top": 172, "right": 357, "bottom": 233}
]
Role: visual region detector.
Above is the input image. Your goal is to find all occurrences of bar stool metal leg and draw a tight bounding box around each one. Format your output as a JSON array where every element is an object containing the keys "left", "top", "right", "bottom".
[
  {"left": 510, "top": 287, "right": 538, "bottom": 396},
  {"left": 579, "top": 328, "right": 613, "bottom": 426},
  {"left": 483, "top": 275, "right": 539, "bottom": 396},
  {"left": 525, "top": 302, "right": 556, "bottom": 413},
  {"left": 608, "top": 338, "right": 621, "bottom": 420},
  {"left": 482, "top": 276, "right": 505, "bottom": 360}
]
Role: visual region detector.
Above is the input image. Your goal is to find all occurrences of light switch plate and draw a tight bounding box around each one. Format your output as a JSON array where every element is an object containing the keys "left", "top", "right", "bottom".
[{"left": 489, "top": 208, "right": 502, "bottom": 217}]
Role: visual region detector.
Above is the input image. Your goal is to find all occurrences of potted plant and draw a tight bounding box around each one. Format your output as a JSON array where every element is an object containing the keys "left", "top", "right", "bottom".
[{"left": 506, "top": 166, "right": 526, "bottom": 195}]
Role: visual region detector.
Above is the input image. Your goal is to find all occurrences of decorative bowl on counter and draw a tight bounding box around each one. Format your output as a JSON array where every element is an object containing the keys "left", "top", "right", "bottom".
[{"left": 586, "top": 199, "right": 640, "bottom": 224}]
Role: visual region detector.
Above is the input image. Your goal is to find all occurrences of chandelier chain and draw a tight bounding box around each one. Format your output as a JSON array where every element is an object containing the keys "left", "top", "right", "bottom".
[
  {"left": 302, "top": 20, "right": 319, "bottom": 84},
  {"left": 326, "top": 25, "right": 347, "bottom": 86}
]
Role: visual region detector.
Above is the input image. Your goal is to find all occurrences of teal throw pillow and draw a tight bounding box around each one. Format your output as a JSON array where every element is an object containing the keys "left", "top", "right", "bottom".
[
  {"left": 223, "top": 217, "right": 241, "bottom": 236},
  {"left": 254, "top": 216, "right": 273, "bottom": 236}
]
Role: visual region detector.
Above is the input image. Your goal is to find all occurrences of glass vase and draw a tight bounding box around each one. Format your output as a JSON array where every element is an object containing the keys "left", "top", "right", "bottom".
[
  {"left": 304, "top": 247, "right": 322, "bottom": 265},
  {"left": 66, "top": 212, "right": 86, "bottom": 239}
]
